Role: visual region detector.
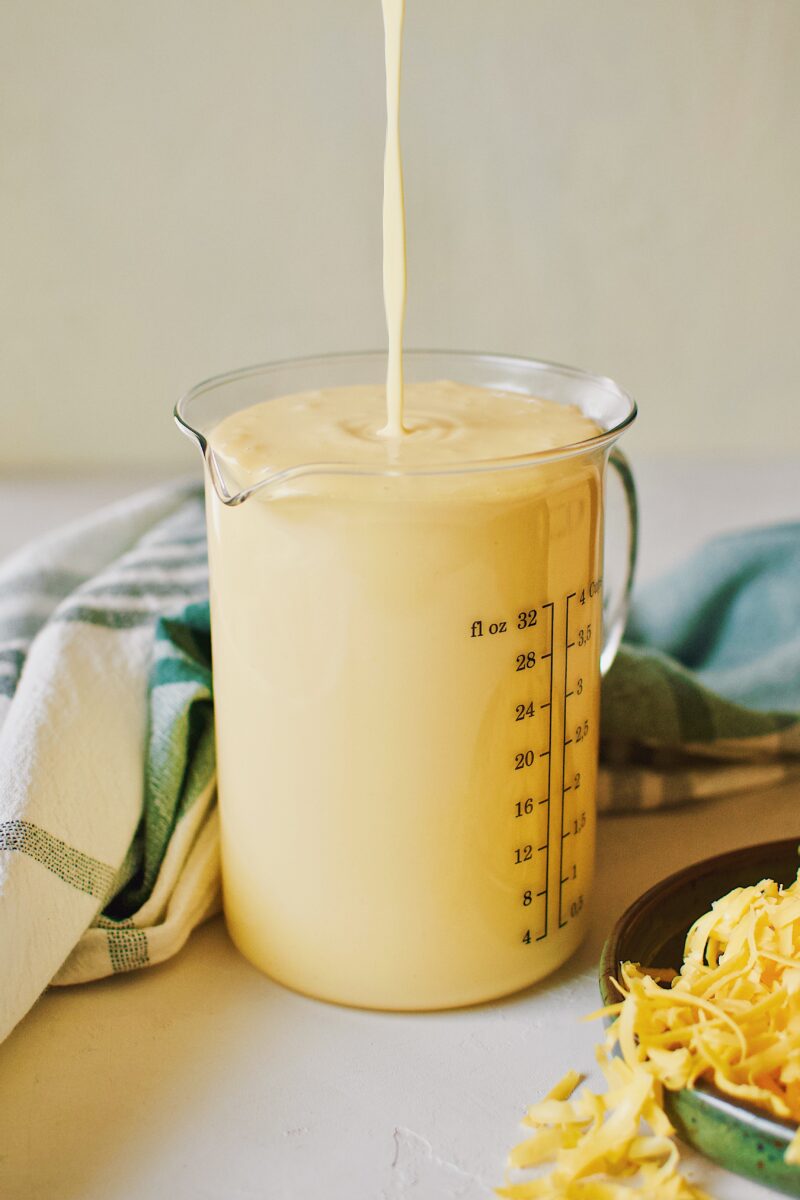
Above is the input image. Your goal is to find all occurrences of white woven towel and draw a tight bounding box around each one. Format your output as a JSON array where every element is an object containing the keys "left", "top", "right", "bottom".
[{"left": 0, "top": 482, "right": 219, "bottom": 1045}]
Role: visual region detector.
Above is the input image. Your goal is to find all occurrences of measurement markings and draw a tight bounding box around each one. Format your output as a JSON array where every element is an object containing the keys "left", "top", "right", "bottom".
[
  {"left": 559, "top": 592, "right": 576, "bottom": 929},
  {"left": 537, "top": 602, "right": 555, "bottom": 942}
]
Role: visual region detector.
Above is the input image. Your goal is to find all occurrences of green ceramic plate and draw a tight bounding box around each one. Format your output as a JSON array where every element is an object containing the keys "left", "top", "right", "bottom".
[{"left": 599, "top": 837, "right": 800, "bottom": 1197}]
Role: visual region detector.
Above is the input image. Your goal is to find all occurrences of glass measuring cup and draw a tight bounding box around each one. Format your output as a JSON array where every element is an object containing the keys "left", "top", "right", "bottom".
[{"left": 176, "top": 351, "right": 637, "bottom": 1010}]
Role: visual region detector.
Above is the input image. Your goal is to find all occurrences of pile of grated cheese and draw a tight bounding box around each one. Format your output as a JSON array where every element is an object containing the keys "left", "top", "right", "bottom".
[{"left": 496, "top": 870, "right": 800, "bottom": 1198}]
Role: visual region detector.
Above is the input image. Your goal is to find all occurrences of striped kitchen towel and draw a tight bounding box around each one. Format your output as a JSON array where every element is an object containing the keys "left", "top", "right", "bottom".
[
  {"left": 1, "top": 482, "right": 798, "bottom": 1043},
  {"left": 0, "top": 483, "right": 217, "bottom": 1043}
]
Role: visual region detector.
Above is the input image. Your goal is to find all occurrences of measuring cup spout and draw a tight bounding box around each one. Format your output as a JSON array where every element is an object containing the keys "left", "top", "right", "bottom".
[
  {"left": 173, "top": 413, "right": 286, "bottom": 506},
  {"left": 176, "top": 368, "right": 357, "bottom": 506},
  {"left": 174, "top": 385, "right": 274, "bottom": 506},
  {"left": 172, "top": 409, "right": 234, "bottom": 505},
  {"left": 175, "top": 403, "right": 346, "bottom": 506}
]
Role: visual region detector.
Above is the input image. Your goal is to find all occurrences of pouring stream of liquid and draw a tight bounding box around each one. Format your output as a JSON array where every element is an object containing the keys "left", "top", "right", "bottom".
[{"left": 379, "top": 0, "right": 407, "bottom": 438}]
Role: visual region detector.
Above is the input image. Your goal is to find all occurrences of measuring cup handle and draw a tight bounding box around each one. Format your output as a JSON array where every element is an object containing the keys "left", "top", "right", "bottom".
[{"left": 600, "top": 448, "right": 639, "bottom": 676}]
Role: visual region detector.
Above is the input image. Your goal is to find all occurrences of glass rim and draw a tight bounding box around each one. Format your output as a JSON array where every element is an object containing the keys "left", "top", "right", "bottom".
[{"left": 175, "top": 349, "right": 637, "bottom": 502}]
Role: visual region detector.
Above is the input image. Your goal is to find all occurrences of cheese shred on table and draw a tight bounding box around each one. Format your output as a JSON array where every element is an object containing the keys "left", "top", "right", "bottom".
[{"left": 497, "top": 870, "right": 800, "bottom": 1198}]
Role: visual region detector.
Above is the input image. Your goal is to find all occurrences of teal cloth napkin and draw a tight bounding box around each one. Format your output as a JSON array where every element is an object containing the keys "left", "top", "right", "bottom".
[
  {"left": 0, "top": 483, "right": 798, "bottom": 1044},
  {"left": 599, "top": 522, "right": 800, "bottom": 809}
]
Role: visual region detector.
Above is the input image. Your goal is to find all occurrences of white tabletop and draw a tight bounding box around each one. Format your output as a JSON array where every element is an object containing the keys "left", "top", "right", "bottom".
[{"left": 0, "top": 458, "right": 796, "bottom": 1200}]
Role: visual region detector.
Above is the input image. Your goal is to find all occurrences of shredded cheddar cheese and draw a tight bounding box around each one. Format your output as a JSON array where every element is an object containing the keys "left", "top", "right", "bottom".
[
  {"left": 497, "top": 869, "right": 800, "bottom": 1198},
  {"left": 497, "top": 1056, "right": 709, "bottom": 1199}
]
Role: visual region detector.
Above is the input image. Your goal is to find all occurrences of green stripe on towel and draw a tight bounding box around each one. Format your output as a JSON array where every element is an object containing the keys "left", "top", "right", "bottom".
[{"left": 0, "top": 820, "right": 116, "bottom": 900}]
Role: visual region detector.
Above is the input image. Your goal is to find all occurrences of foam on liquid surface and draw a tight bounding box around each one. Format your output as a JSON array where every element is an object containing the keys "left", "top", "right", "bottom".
[{"left": 210, "top": 381, "right": 601, "bottom": 484}]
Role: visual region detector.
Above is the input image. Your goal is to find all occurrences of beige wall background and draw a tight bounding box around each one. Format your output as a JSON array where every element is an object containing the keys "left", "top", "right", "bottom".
[{"left": 1, "top": 0, "right": 798, "bottom": 472}]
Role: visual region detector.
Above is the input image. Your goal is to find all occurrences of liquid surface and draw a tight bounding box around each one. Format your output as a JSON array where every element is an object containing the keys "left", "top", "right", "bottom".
[{"left": 209, "top": 381, "right": 601, "bottom": 483}]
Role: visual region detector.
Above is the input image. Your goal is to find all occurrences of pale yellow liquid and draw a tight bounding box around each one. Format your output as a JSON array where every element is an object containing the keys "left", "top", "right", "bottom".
[
  {"left": 380, "top": 0, "right": 407, "bottom": 436},
  {"left": 206, "top": 383, "right": 605, "bottom": 1009}
]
